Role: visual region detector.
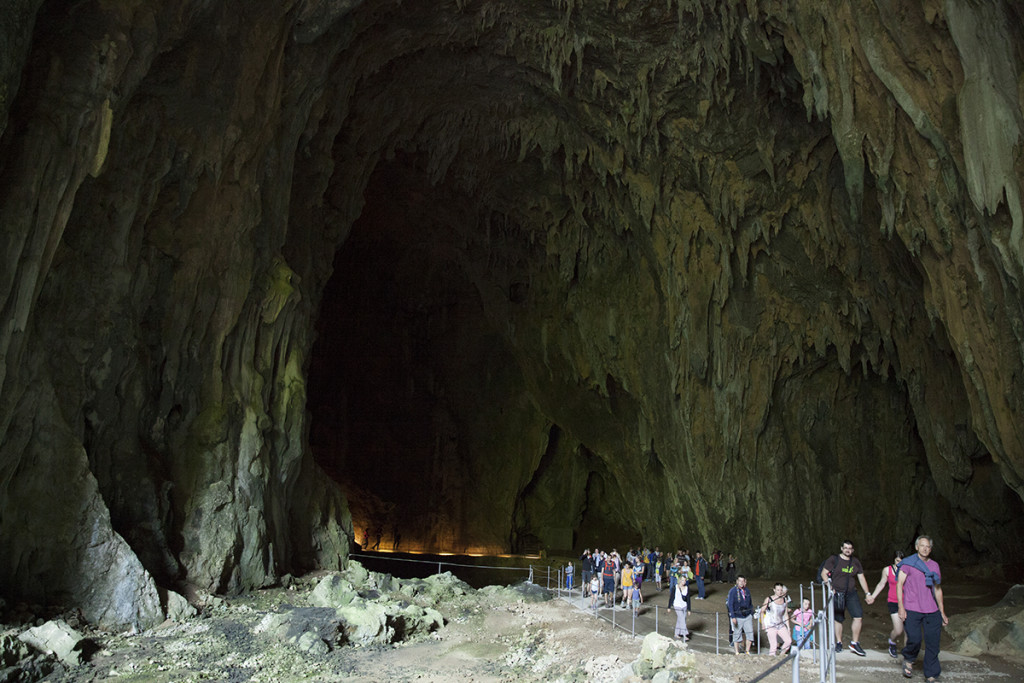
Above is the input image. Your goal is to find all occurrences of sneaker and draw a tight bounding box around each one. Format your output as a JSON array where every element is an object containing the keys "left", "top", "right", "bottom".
[
  {"left": 888, "top": 640, "right": 898, "bottom": 658},
  {"left": 835, "top": 642, "right": 843, "bottom": 653},
  {"left": 850, "top": 642, "right": 866, "bottom": 656}
]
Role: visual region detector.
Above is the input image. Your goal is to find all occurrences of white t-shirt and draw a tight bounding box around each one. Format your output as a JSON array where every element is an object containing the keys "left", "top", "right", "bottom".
[{"left": 675, "top": 583, "right": 688, "bottom": 607}]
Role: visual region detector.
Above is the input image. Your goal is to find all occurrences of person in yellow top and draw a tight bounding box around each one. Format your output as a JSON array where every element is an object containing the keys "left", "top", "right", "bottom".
[{"left": 620, "top": 563, "right": 634, "bottom": 609}]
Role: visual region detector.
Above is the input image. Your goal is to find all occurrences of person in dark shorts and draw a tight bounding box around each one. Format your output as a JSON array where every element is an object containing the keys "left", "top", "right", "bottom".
[
  {"left": 820, "top": 540, "right": 875, "bottom": 656},
  {"left": 868, "top": 549, "right": 906, "bottom": 657},
  {"left": 601, "top": 554, "right": 616, "bottom": 607}
]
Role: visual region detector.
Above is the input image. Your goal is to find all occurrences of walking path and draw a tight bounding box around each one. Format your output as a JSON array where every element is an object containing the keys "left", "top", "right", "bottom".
[{"left": 557, "top": 577, "right": 1020, "bottom": 682}]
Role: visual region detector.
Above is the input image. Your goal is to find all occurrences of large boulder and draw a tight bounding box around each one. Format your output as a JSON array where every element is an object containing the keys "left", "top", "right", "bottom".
[
  {"left": 638, "top": 632, "right": 681, "bottom": 670},
  {"left": 254, "top": 607, "right": 342, "bottom": 654},
  {"left": 948, "top": 585, "right": 1024, "bottom": 662},
  {"left": 336, "top": 599, "right": 390, "bottom": 645},
  {"left": 309, "top": 574, "right": 359, "bottom": 608},
  {"left": 17, "top": 620, "right": 85, "bottom": 666}
]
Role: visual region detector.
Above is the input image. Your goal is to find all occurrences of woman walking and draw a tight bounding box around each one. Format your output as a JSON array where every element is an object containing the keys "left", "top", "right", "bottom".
[
  {"left": 673, "top": 576, "right": 690, "bottom": 640},
  {"left": 868, "top": 550, "right": 907, "bottom": 658},
  {"left": 761, "top": 583, "right": 793, "bottom": 656}
]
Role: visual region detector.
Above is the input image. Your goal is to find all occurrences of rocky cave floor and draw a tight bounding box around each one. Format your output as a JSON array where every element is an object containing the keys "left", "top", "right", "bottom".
[{"left": 1, "top": 562, "right": 1022, "bottom": 683}]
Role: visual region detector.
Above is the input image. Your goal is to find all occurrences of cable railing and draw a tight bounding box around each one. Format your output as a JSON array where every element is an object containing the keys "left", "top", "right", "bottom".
[
  {"left": 349, "top": 552, "right": 536, "bottom": 582},
  {"left": 548, "top": 565, "right": 839, "bottom": 683},
  {"left": 350, "top": 552, "right": 838, "bottom": 683}
]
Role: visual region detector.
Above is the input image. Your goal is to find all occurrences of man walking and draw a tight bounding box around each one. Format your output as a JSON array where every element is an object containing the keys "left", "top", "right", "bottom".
[
  {"left": 600, "top": 553, "right": 616, "bottom": 608},
  {"left": 580, "top": 549, "right": 593, "bottom": 594},
  {"left": 898, "top": 535, "right": 948, "bottom": 681},
  {"left": 727, "top": 575, "right": 755, "bottom": 654},
  {"left": 820, "top": 540, "right": 874, "bottom": 655}
]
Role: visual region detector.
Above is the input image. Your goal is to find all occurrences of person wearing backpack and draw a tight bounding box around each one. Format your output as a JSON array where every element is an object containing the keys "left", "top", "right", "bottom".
[
  {"left": 867, "top": 549, "right": 907, "bottom": 658},
  {"left": 727, "top": 575, "right": 755, "bottom": 654},
  {"left": 600, "top": 554, "right": 616, "bottom": 608},
  {"left": 820, "top": 540, "right": 875, "bottom": 656}
]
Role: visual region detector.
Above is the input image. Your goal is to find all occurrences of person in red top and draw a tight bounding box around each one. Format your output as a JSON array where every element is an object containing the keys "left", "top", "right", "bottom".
[
  {"left": 694, "top": 551, "right": 708, "bottom": 599},
  {"left": 600, "top": 553, "right": 616, "bottom": 608},
  {"left": 868, "top": 549, "right": 907, "bottom": 658}
]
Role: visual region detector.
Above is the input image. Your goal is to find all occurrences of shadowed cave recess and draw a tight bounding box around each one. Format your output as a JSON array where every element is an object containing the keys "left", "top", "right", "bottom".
[{"left": 1, "top": 0, "right": 1024, "bottom": 630}]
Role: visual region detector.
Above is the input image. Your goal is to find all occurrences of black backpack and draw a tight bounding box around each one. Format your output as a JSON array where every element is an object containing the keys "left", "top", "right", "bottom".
[{"left": 814, "top": 555, "right": 837, "bottom": 585}]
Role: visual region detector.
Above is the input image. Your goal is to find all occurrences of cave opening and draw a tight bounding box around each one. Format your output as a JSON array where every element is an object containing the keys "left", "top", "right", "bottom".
[{"left": 307, "top": 150, "right": 537, "bottom": 556}]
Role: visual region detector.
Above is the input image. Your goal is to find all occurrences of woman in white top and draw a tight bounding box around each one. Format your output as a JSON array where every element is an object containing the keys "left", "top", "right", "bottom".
[
  {"left": 761, "top": 583, "right": 792, "bottom": 655},
  {"left": 673, "top": 578, "right": 689, "bottom": 639}
]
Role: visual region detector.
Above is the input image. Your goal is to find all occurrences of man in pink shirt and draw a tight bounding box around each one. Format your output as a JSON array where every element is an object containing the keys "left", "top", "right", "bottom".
[{"left": 897, "top": 535, "right": 949, "bottom": 681}]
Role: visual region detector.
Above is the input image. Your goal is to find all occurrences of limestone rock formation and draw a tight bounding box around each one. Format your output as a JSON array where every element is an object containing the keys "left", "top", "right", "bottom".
[
  {"left": 1, "top": 0, "right": 1023, "bottom": 627},
  {"left": 948, "top": 584, "right": 1024, "bottom": 663}
]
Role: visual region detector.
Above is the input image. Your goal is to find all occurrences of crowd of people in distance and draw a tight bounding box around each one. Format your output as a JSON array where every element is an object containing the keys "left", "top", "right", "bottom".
[
  {"left": 575, "top": 548, "right": 736, "bottom": 598},
  {"left": 569, "top": 536, "right": 949, "bottom": 682},
  {"left": 574, "top": 547, "right": 737, "bottom": 640}
]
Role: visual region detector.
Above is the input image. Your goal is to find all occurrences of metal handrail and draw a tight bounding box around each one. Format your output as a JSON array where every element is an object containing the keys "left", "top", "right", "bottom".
[
  {"left": 554, "top": 576, "right": 838, "bottom": 683},
  {"left": 354, "top": 553, "right": 839, "bottom": 683}
]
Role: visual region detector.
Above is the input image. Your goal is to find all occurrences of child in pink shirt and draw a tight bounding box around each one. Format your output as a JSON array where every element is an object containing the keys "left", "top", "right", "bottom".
[{"left": 792, "top": 598, "right": 814, "bottom": 655}]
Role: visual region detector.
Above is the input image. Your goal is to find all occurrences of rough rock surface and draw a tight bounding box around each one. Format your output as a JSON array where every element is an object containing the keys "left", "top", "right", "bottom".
[
  {"left": 2, "top": 568, "right": 1016, "bottom": 683},
  {"left": 1, "top": 0, "right": 1024, "bottom": 627},
  {"left": 948, "top": 583, "right": 1024, "bottom": 663},
  {"left": 17, "top": 620, "right": 85, "bottom": 667}
]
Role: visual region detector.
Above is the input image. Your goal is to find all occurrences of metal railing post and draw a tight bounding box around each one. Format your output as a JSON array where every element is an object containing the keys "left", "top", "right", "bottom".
[
  {"left": 830, "top": 583, "right": 836, "bottom": 683},
  {"left": 818, "top": 583, "right": 826, "bottom": 683}
]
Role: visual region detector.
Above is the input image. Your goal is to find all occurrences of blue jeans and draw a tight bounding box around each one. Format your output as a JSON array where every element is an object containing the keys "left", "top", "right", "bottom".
[
  {"left": 903, "top": 610, "right": 942, "bottom": 679},
  {"left": 696, "top": 576, "right": 706, "bottom": 598}
]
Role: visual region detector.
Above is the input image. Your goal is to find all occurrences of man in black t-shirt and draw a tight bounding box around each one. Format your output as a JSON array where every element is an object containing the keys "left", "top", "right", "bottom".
[
  {"left": 821, "top": 540, "right": 875, "bottom": 656},
  {"left": 580, "top": 550, "right": 594, "bottom": 594}
]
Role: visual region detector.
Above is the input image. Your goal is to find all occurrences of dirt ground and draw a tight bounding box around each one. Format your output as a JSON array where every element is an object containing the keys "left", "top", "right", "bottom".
[
  {"left": 6, "top": 561, "right": 1015, "bottom": 683},
  {"left": 287, "top": 572, "right": 1024, "bottom": 682},
  {"left": 10, "top": 567, "right": 1022, "bottom": 682}
]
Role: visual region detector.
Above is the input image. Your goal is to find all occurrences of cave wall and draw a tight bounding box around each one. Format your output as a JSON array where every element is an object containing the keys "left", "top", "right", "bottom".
[
  {"left": 0, "top": 0, "right": 356, "bottom": 628},
  {"left": 1, "top": 0, "right": 1023, "bottom": 626},
  {"left": 304, "top": 0, "right": 1024, "bottom": 569}
]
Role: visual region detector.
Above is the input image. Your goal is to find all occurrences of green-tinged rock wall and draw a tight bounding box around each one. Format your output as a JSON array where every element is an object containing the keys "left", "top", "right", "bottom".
[
  {"left": 0, "top": 0, "right": 356, "bottom": 628},
  {"left": 306, "top": 0, "right": 1024, "bottom": 567},
  {"left": 1, "top": 0, "right": 1023, "bottom": 627}
]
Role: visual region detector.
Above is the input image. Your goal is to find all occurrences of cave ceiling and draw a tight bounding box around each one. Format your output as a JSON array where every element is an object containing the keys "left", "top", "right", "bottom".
[{"left": 1, "top": 0, "right": 1023, "bottom": 628}]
